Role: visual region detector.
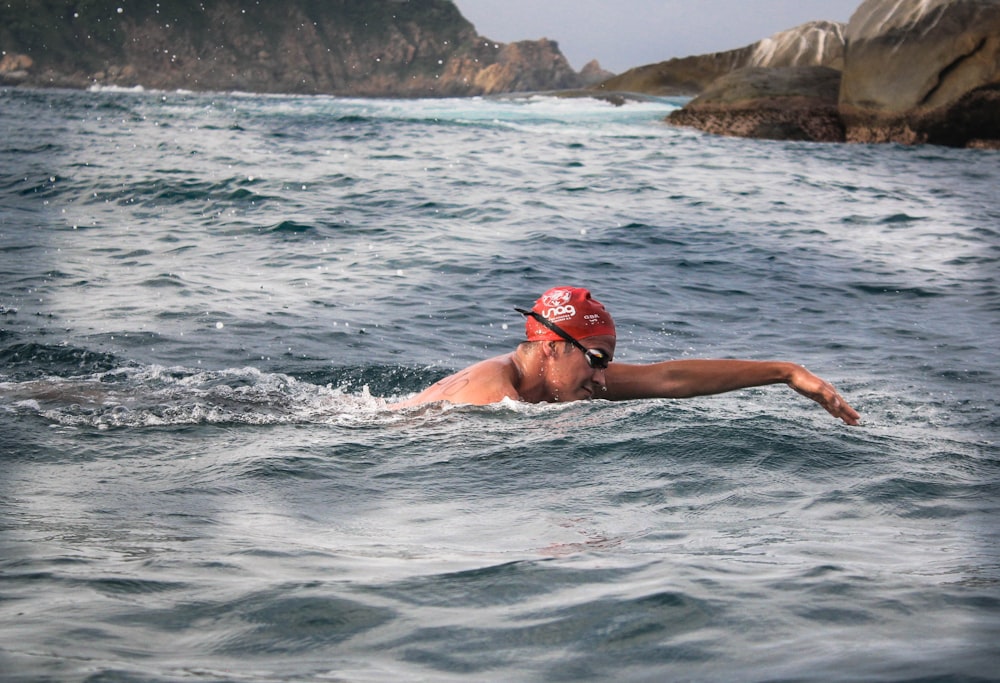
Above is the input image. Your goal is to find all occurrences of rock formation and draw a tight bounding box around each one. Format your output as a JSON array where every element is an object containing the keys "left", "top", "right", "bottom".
[
  {"left": 839, "top": 0, "right": 1000, "bottom": 146},
  {"left": 589, "top": 46, "right": 753, "bottom": 97},
  {"left": 663, "top": 2, "right": 999, "bottom": 148},
  {"left": 666, "top": 66, "right": 844, "bottom": 142},
  {"left": 5, "top": 0, "right": 997, "bottom": 148},
  {"left": 0, "top": 0, "right": 584, "bottom": 96},
  {"left": 592, "top": 21, "right": 845, "bottom": 96},
  {"left": 636, "top": 20, "right": 848, "bottom": 142},
  {"left": 579, "top": 60, "right": 615, "bottom": 87}
]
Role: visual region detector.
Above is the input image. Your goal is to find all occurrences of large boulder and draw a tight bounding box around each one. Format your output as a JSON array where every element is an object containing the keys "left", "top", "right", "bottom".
[
  {"left": 666, "top": 66, "right": 845, "bottom": 142},
  {"left": 840, "top": 0, "right": 1000, "bottom": 146}
]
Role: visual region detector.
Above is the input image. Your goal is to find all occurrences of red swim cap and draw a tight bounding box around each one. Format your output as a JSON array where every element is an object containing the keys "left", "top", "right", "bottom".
[{"left": 524, "top": 287, "right": 615, "bottom": 342}]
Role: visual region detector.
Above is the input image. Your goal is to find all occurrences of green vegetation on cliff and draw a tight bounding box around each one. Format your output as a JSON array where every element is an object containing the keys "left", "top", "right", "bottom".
[
  {"left": 1, "top": 0, "right": 473, "bottom": 57},
  {"left": 1, "top": 0, "right": 581, "bottom": 95}
]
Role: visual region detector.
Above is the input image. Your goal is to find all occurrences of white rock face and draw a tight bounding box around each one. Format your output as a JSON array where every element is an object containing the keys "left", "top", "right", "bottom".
[{"left": 749, "top": 21, "right": 846, "bottom": 70}]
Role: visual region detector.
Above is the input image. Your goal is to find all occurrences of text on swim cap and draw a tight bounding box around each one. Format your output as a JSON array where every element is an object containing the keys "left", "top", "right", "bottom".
[{"left": 544, "top": 305, "right": 576, "bottom": 320}]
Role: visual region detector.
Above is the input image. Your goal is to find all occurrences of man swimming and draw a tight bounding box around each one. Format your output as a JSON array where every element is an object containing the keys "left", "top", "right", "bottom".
[{"left": 392, "top": 286, "right": 860, "bottom": 425}]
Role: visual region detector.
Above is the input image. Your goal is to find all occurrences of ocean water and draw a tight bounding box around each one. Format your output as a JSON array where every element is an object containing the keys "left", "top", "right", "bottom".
[{"left": 1, "top": 86, "right": 998, "bottom": 682}]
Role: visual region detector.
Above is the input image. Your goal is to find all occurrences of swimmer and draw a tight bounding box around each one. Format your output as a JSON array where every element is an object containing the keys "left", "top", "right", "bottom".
[{"left": 392, "top": 286, "right": 860, "bottom": 425}]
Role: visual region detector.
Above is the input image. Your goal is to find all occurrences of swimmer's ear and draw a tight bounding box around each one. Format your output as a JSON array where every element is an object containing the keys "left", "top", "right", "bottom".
[{"left": 541, "top": 341, "right": 561, "bottom": 359}]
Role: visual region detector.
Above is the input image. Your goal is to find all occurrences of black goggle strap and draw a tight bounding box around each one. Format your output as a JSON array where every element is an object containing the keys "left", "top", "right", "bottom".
[{"left": 514, "top": 307, "right": 608, "bottom": 367}]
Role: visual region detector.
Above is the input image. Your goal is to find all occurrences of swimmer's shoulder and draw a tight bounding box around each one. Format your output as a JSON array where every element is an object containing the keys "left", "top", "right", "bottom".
[{"left": 391, "top": 354, "right": 520, "bottom": 409}]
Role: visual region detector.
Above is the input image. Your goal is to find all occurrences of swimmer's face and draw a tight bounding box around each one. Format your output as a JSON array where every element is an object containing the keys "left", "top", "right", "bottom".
[{"left": 548, "top": 334, "right": 616, "bottom": 402}]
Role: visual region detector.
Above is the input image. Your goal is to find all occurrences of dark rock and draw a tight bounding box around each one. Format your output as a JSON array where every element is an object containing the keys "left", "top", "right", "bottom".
[
  {"left": 666, "top": 66, "right": 845, "bottom": 142},
  {"left": 552, "top": 90, "right": 662, "bottom": 107},
  {"left": 840, "top": 0, "right": 1000, "bottom": 146}
]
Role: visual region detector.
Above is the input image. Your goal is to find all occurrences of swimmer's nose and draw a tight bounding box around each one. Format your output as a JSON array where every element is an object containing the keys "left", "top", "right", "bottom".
[{"left": 592, "top": 367, "right": 607, "bottom": 387}]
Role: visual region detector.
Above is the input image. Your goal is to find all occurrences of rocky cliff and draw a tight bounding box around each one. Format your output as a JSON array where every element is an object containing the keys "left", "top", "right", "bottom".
[{"left": 0, "top": 0, "right": 586, "bottom": 95}]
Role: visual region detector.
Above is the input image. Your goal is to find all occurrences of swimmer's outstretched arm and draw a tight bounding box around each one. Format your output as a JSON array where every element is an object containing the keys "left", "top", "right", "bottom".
[{"left": 604, "top": 359, "right": 860, "bottom": 425}]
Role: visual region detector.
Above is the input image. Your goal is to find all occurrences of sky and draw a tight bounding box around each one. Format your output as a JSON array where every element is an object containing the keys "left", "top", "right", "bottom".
[{"left": 452, "top": 0, "right": 863, "bottom": 73}]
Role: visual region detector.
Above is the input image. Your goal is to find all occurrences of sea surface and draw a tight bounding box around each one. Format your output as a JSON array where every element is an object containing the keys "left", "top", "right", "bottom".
[{"left": 1, "top": 86, "right": 999, "bottom": 682}]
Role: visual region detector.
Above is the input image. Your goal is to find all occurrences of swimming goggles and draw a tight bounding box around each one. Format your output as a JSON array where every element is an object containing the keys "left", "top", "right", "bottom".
[{"left": 514, "top": 307, "right": 611, "bottom": 369}]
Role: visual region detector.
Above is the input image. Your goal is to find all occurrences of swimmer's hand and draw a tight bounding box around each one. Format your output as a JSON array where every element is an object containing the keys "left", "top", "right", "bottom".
[{"left": 787, "top": 365, "right": 860, "bottom": 425}]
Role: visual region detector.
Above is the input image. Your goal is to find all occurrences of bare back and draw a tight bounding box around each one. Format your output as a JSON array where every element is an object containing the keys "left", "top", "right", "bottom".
[{"left": 391, "top": 354, "right": 521, "bottom": 408}]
